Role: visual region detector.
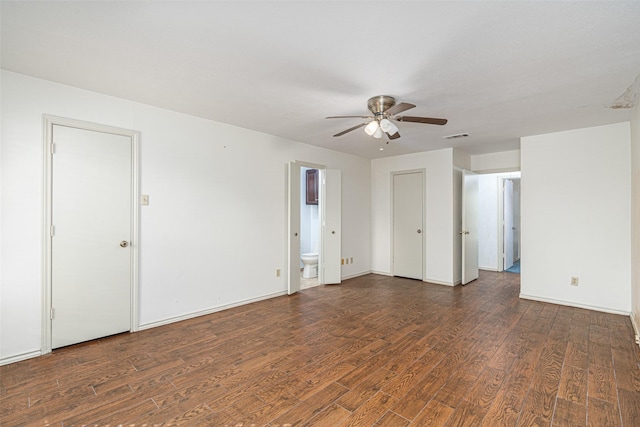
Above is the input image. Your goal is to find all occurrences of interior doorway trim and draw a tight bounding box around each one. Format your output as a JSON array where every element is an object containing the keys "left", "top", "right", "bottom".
[{"left": 41, "top": 115, "right": 140, "bottom": 355}]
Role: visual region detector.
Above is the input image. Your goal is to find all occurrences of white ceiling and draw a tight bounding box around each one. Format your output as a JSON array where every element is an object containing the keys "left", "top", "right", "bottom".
[{"left": 2, "top": 1, "right": 640, "bottom": 159}]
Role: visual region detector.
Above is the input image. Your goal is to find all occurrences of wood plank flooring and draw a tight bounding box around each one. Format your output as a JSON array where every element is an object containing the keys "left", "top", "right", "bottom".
[{"left": 1, "top": 271, "right": 639, "bottom": 426}]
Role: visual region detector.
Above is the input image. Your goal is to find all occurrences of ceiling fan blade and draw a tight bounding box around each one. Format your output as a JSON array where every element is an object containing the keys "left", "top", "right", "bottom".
[
  {"left": 387, "top": 131, "right": 401, "bottom": 140},
  {"left": 385, "top": 102, "right": 416, "bottom": 116},
  {"left": 333, "top": 122, "right": 366, "bottom": 137},
  {"left": 396, "top": 116, "right": 448, "bottom": 125},
  {"left": 326, "top": 115, "right": 373, "bottom": 119}
]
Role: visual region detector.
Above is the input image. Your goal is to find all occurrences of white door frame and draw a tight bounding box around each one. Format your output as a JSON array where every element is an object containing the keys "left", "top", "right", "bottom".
[
  {"left": 42, "top": 115, "right": 140, "bottom": 355},
  {"left": 391, "top": 169, "right": 426, "bottom": 280}
]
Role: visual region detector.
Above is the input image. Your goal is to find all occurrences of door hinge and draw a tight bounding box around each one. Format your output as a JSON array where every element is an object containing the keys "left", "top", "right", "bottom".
[
  {"left": 51, "top": 143, "right": 55, "bottom": 154},
  {"left": 50, "top": 225, "right": 55, "bottom": 237},
  {"left": 50, "top": 308, "right": 55, "bottom": 320}
]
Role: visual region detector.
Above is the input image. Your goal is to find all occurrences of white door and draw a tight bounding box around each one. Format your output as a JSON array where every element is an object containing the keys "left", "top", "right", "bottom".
[
  {"left": 503, "top": 179, "right": 514, "bottom": 270},
  {"left": 321, "top": 169, "right": 341, "bottom": 285},
  {"left": 51, "top": 125, "right": 132, "bottom": 348},
  {"left": 393, "top": 172, "right": 423, "bottom": 280},
  {"left": 287, "top": 162, "right": 301, "bottom": 295},
  {"left": 512, "top": 179, "right": 521, "bottom": 261},
  {"left": 462, "top": 170, "right": 479, "bottom": 284}
]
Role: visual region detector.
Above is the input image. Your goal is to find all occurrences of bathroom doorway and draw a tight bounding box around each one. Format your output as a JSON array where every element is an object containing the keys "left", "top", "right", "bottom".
[
  {"left": 300, "top": 167, "right": 321, "bottom": 288},
  {"left": 287, "top": 161, "right": 341, "bottom": 294}
]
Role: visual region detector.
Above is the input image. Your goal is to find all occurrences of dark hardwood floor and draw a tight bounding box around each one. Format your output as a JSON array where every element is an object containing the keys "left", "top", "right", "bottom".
[{"left": 1, "top": 271, "right": 639, "bottom": 426}]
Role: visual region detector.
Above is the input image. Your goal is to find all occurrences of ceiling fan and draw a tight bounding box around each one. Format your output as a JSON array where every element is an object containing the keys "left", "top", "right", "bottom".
[{"left": 326, "top": 95, "right": 447, "bottom": 140}]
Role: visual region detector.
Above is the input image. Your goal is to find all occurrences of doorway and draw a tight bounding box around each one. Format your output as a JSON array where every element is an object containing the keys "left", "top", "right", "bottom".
[
  {"left": 43, "top": 116, "right": 139, "bottom": 354},
  {"left": 300, "top": 167, "right": 321, "bottom": 288},
  {"left": 287, "top": 162, "right": 341, "bottom": 294},
  {"left": 476, "top": 172, "right": 521, "bottom": 273}
]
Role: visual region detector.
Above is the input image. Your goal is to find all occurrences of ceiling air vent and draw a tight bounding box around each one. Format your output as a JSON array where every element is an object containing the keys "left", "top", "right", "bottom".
[{"left": 443, "top": 133, "right": 469, "bottom": 140}]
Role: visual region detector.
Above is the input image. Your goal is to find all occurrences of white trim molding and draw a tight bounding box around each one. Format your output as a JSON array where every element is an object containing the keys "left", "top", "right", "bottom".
[
  {"left": 138, "top": 291, "right": 287, "bottom": 331},
  {"left": 631, "top": 315, "right": 640, "bottom": 348},
  {"left": 341, "top": 271, "right": 373, "bottom": 280},
  {"left": 520, "top": 293, "right": 631, "bottom": 316},
  {"left": 0, "top": 350, "right": 42, "bottom": 367}
]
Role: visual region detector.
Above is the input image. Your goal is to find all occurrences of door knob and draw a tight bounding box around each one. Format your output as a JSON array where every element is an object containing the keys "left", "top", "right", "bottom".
[
  {"left": 120, "top": 241, "right": 129, "bottom": 248},
  {"left": 417, "top": 229, "right": 422, "bottom": 234}
]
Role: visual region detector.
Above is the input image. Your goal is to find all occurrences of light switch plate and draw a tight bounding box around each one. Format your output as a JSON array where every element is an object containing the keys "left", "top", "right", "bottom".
[{"left": 141, "top": 195, "right": 149, "bottom": 206}]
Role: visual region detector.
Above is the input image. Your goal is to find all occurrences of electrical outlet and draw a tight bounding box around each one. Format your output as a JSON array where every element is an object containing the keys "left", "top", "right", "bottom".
[
  {"left": 570, "top": 276, "right": 579, "bottom": 286},
  {"left": 276, "top": 269, "right": 280, "bottom": 277}
]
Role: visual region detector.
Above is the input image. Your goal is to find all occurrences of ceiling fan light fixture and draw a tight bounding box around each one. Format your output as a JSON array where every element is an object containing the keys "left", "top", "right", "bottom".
[
  {"left": 380, "top": 119, "right": 398, "bottom": 135},
  {"left": 364, "top": 120, "right": 379, "bottom": 136},
  {"left": 372, "top": 127, "right": 384, "bottom": 138}
]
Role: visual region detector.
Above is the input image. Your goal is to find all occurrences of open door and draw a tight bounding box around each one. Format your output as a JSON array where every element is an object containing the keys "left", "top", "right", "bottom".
[
  {"left": 287, "top": 162, "right": 301, "bottom": 294},
  {"left": 462, "top": 170, "right": 479, "bottom": 284},
  {"left": 503, "top": 179, "right": 514, "bottom": 271},
  {"left": 321, "top": 169, "right": 342, "bottom": 284}
]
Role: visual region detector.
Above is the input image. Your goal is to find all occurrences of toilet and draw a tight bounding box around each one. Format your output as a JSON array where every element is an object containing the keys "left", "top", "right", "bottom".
[{"left": 301, "top": 253, "right": 319, "bottom": 278}]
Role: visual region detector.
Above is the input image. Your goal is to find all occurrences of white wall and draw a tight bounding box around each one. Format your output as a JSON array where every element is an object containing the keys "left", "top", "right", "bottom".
[
  {"left": 371, "top": 148, "right": 456, "bottom": 285},
  {"left": 0, "top": 71, "right": 371, "bottom": 363},
  {"left": 521, "top": 122, "right": 631, "bottom": 314},
  {"left": 631, "top": 103, "right": 640, "bottom": 339},
  {"left": 471, "top": 150, "right": 520, "bottom": 173}
]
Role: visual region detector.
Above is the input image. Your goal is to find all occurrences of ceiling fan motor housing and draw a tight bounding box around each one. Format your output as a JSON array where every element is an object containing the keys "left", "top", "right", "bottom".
[{"left": 367, "top": 95, "right": 396, "bottom": 116}]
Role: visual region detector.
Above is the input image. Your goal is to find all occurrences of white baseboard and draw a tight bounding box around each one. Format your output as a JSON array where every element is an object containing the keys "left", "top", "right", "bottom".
[
  {"left": 0, "top": 350, "right": 41, "bottom": 366},
  {"left": 342, "top": 270, "right": 372, "bottom": 280},
  {"left": 370, "top": 270, "right": 393, "bottom": 277},
  {"left": 631, "top": 314, "right": 640, "bottom": 348},
  {"left": 138, "top": 290, "right": 287, "bottom": 331},
  {"left": 371, "top": 271, "right": 455, "bottom": 286},
  {"left": 519, "top": 293, "right": 631, "bottom": 316},
  {"left": 424, "top": 278, "right": 455, "bottom": 286},
  {"left": 479, "top": 267, "right": 499, "bottom": 272}
]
